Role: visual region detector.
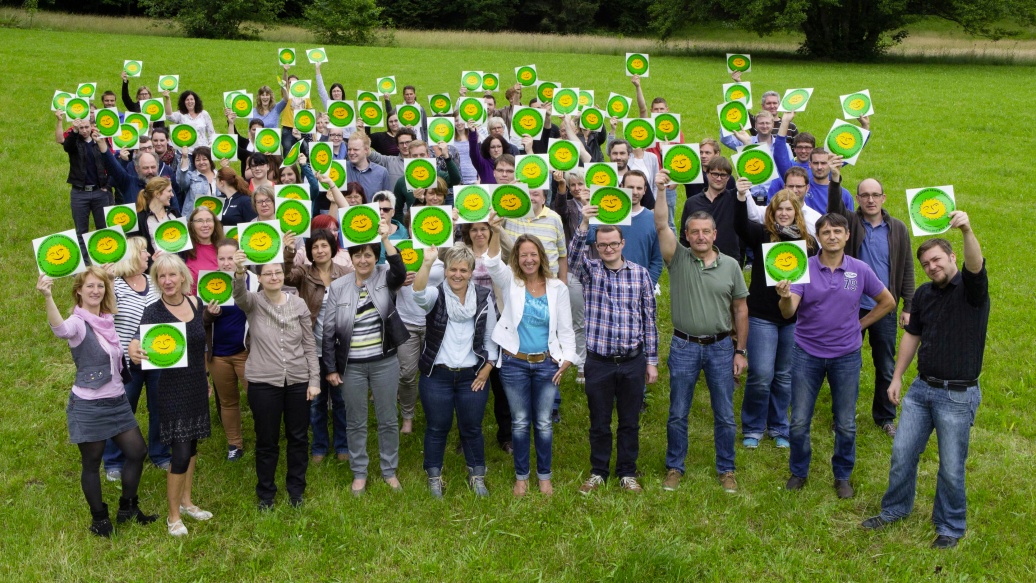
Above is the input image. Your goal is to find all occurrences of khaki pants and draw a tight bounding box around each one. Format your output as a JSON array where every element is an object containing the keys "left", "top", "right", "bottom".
[{"left": 210, "top": 351, "right": 248, "bottom": 448}]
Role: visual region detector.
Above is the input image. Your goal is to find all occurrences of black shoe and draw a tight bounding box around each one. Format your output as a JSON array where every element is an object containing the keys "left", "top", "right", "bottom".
[
  {"left": 116, "top": 496, "right": 158, "bottom": 525},
  {"left": 258, "top": 499, "right": 275, "bottom": 511},
  {"left": 931, "top": 535, "right": 959, "bottom": 549},
  {"left": 835, "top": 479, "right": 854, "bottom": 499},
  {"left": 785, "top": 476, "right": 807, "bottom": 490},
  {"left": 551, "top": 408, "right": 561, "bottom": 424},
  {"left": 289, "top": 496, "right": 303, "bottom": 508},
  {"left": 861, "top": 515, "right": 892, "bottom": 530},
  {"left": 881, "top": 423, "right": 897, "bottom": 438},
  {"left": 499, "top": 441, "right": 514, "bottom": 455},
  {"left": 89, "top": 503, "right": 113, "bottom": 538}
]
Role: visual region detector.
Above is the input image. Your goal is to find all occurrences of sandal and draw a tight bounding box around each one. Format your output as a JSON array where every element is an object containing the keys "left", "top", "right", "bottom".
[{"left": 179, "top": 505, "right": 213, "bottom": 521}]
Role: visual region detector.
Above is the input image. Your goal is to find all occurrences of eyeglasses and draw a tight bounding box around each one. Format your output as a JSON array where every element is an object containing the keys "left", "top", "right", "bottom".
[
  {"left": 708, "top": 172, "right": 730, "bottom": 179},
  {"left": 397, "top": 139, "right": 413, "bottom": 147},
  {"left": 595, "top": 242, "right": 622, "bottom": 251},
  {"left": 256, "top": 199, "right": 273, "bottom": 206},
  {"left": 379, "top": 207, "right": 393, "bottom": 213},
  {"left": 260, "top": 270, "right": 283, "bottom": 278},
  {"left": 858, "top": 193, "right": 884, "bottom": 200},
  {"left": 330, "top": 134, "right": 343, "bottom": 139},
  {"left": 193, "top": 218, "right": 214, "bottom": 224},
  {"left": 138, "top": 145, "right": 154, "bottom": 151}
]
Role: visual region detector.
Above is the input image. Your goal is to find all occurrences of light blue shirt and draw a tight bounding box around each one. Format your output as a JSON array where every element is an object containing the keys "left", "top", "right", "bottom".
[
  {"left": 517, "top": 292, "right": 550, "bottom": 353},
  {"left": 858, "top": 219, "right": 890, "bottom": 310}
]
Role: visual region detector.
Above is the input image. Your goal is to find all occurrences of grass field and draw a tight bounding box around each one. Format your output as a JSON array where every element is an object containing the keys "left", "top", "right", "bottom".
[{"left": 2, "top": 26, "right": 1036, "bottom": 581}]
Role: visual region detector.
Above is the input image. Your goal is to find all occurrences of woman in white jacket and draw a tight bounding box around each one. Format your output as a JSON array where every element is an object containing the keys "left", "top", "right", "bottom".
[{"left": 485, "top": 213, "right": 578, "bottom": 497}]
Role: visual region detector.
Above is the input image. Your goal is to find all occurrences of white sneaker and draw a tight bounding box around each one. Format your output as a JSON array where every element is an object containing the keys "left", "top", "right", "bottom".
[
  {"left": 105, "top": 470, "right": 121, "bottom": 482},
  {"left": 179, "top": 505, "right": 213, "bottom": 521},
  {"left": 167, "top": 518, "right": 188, "bottom": 536}
]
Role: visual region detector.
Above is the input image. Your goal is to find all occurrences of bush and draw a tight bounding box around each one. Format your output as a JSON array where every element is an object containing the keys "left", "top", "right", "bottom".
[
  {"left": 140, "top": 0, "right": 284, "bottom": 39},
  {"left": 304, "top": 0, "right": 393, "bottom": 46}
]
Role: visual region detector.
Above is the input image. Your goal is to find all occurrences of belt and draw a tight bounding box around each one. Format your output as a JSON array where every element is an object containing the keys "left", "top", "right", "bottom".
[
  {"left": 81, "top": 185, "right": 99, "bottom": 192},
  {"left": 920, "top": 374, "right": 977, "bottom": 392},
  {"left": 587, "top": 345, "right": 643, "bottom": 364},
  {"left": 672, "top": 329, "right": 730, "bottom": 345},
  {"left": 504, "top": 349, "right": 549, "bottom": 364},
  {"left": 434, "top": 364, "right": 476, "bottom": 372}
]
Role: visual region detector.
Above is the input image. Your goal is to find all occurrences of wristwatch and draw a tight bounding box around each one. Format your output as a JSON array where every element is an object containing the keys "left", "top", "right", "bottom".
[{"left": 735, "top": 349, "right": 748, "bottom": 358}]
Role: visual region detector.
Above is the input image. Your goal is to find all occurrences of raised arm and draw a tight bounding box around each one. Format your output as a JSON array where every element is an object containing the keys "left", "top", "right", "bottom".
[
  {"left": 653, "top": 169, "right": 677, "bottom": 263},
  {"left": 776, "top": 281, "right": 801, "bottom": 319},
  {"left": 952, "top": 210, "right": 983, "bottom": 274},
  {"left": 412, "top": 245, "right": 438, "bottom": 293},
  {"left": 631, "top": 75, "right": 647, "bottom": 118},
  {"left": 231, "top": 250, "right": 258, "bottom": 313}
]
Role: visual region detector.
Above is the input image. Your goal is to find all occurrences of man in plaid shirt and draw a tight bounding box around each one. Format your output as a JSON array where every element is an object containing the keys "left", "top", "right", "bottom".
[{"left": 569, "top": 205, "right": 658, "bottom": 495}]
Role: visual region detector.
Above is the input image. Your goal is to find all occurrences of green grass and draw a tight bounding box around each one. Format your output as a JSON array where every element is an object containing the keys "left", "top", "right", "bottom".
[{"left": 2, "top": 27, "right": 1036, "bottom": 581}]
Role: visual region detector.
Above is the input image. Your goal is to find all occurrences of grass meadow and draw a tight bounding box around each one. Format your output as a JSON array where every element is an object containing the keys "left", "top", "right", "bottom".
[{"left": 1, "top": 26, "right": 1035, "bottom": 581}]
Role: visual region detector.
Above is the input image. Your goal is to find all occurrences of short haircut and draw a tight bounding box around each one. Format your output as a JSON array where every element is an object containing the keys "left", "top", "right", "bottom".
[
  {"left": 248, "top": 118, "right": 265, "bottom": 130},
  {"left": 347, "top": 242, "right": 381, "bottom": 260},
  {"left": 815, "top": 212, "right": 849, "bottom": 232},
  {"left": 784, "top": 166, "right": 809, "bottom": 183},
  {"left": 247, "top": 152, "right": 268, "bottom": 169},
  {"left": 487, "top": 117, "right": 505, "bottom": 130},
  {"left": 102, "top": 90, "right": 117, "bottom": 100},
  {"left": 396, "top": 128, "right": 417, "bottom": 143},
  {"left": 609, "top": 139, "right": 631, "bottom": 155},
  {"left": 651, "top": 97, "right": 667, "bottom": 107},
  {"left": 349, "top": 131, "right": 371, "bottom": 147},
  {"left": 408, "top": 139, "right": 427, "bottom": 153},
  {"left": 252, "top": 185, "right": 274, "bottom": 213},
  {"left": 193, "top": 146, "right": 213, "bottom": 167},
  {"left": 440, "top": 243, "right": 476, "bottom": 272},
  {"left": 403, "top": 85, "right": 416, "bottom": 93},
  {"left": 494, "top": 154, "right": 515, "bottom": 169},
  {"left": 792, "top": 132, "right": 816, "bottom": 148},
  {"left": 151, "top": 127, "right": 169, "bottom": 139},
  {"left": 705, "top": 156, "right": 732, "bottom": 174},
  {"left": 345, "top": 182, "right": 367, "bottom": 203},
  {"left": 761, "top": 90, "right": 780, "bottom": 101},
  {"left": 685, "top": 210, "right": 717, "bottom": 231},
  {"left": 595, "top": 225, "right": 624, "bottom": 241},
  {"left": 916, "top": 238, "right": 954, "bottom": 262},
  {"left": 372, "top": 190, "right": 396, "bottom": 209},
  {"left": 621, "top": 169, "right": 648, "bottom": 188},
  {"left": 755, "top": 110, "right": 774, "bottom": 121},
  {"left": 699, "top": 138, "right": 720, "bottom": 153},
  {"left": 306, "top": 229, "right": 339, "bottom": 261},
  {"left": 810, "top": 147, "right": 829, "bottom": 161},
  {"left": 565, "top": 168, "right": 585, "bottom": 185},
  {"left": 150, "top": 253, "right": 193, "bottom": 296}
]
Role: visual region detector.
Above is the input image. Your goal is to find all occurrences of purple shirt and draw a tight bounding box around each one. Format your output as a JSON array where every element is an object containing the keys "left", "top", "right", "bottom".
[{"left": 790, "top": 254, "right": 885, "bottom": 358}]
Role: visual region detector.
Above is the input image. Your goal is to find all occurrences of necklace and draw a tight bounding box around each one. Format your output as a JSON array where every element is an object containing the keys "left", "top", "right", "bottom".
[{"left": 163, "top": 294, "right": 186, "bottom": 306}]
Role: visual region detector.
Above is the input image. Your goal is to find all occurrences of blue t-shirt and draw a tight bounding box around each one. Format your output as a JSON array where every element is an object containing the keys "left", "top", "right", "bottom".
[
  {"left": 517, "top": 291, "right": 549, "bottom": 353},
  {"left": 858, "top": 220, "right": 890, "bottom": 310}
]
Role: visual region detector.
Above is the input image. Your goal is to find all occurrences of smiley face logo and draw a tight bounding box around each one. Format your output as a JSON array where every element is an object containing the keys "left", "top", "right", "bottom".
[
  {"left": 729, "top": 89, "right": 745, "bottom": 101},
  {"left": 557, "top": 94, "right": 574, "bottom": 108},
  {"left": 630, "top": 126, "right": 648, "bottom": 142},
  {"left": 249, "top": 231, "right": 273, "bottom": 251},
  {"left": 463, "top": 103, "right": 479, "bottom": 118},
  {"left": 631, "top": 58, "right": 644, "bottom": 70},
  {"left": 433, "top": 97, "right": 447, "bottom": 110},
  {"left": 411, "top": 166, "right": 430, "bottom": 182},
  {"left": 520, "top": 70, "right": 532, "bottom": 82},
  {"left": 421, "top": 216, "right": 444, "bottom": 235},
  {"left": 126, "top": 62, "right": 140, "bottom": 75},
  {"left": 280, "top": 50, "right": 293, "bottom": 62},
  {"left": 297, "top": 112, "right": 314, "bottom": 127},
  {"left": 466, "top": 74, "right": 479, "bottom": 87},
  {"left": 499, "top": 194, "right": 521, "bottom": 211},
  {"left": 46, "top": 244, "right": 71, "bottom": 265},
  {"left": 177, "top": 129, "right": 192, "bottom": 143},
  {"left": 483, "top": 76, "right": 497, "bottom": 90},
  {"left": 98, "top": 115, "right": 115, "bottom": 130},
  {"left": 599, "top": 195, "right": 623, "bottom": 213},
  {"left": 282, "top": 208, "right": 303, "bottom": 226},
  {"left": 216, "top": 139, "right": 233, "bottom": 155},
  {"left": 160, "top": 77, "right": 177, "bottom": 90},
  {"left": 115, "top": 129, "right": 132, "bottom": 143},
  {"left": 463, "top": 193, "right": 485, "bottom": 212},
  {"left": 849, "top": 98, "right": 865, "bottom": 111},
  {"left": 161, "top": 226, "right": 183, "bottom": 243},
  {"left": 400, "top": 248, "right": 418, "bottom": 265},
  {"left": 381, "top": 80, "right": 393, "bottom": 92},
  {"left": 521, "top": 163, "right": 541, "bottom": 180},
  {"left": 350, "top": 214, "right": 373, "bottom": 233},
  {"left": 584, "top": 112, "right": 600, "bottom": 126},
  {"left": 919, "top": 199, "right": 946, "bottom": 220},
  {"left": 434, "top": 123, "right": 450, "bottom": 137},
  {"left": 314, "top": 150, "right": 329, "bottom": 167},
  {"left": 835, "top": 132, "right": 856, "bottom": 150},
  {"left": 725, "top": 108, "right": 743, "bottom": 124},
  {"left": 541, "top": 87, "right": 555, "bottom": 100},
  {"left": 554, "top": 147, "right": 572, "bottom": 164},
  {"left": 732, "top": 57, "right": 746, "bottom": 69},
  {"left": 591, "top": 171, "right": 610, "bottom": 185},
  {"left": 200, "top": 199, "right": 218, "bottom": 213},
  {"left": 145, "top": 102, "right": 160, "bottom": 116},
  {"left": 671, "top": 154, "right": 691, "bottom": 172},
  {"left": 205, "top": 278, "right": 227, "bottom": 296},
  {"left": 260, "top": 134, "right": 276, "bottom": 149},
  {"left": 776, "top": 252, "right": 799, "bottom": 271},
  {"left": 200, "top": 271, "right": 234, "bottom": 302},
  {"left": 744, "top": 158, "right": 765, "bottom": 175},
  {"left": 310, "top": 50, "right": 324, "bottom": 61},
  {"left": 518, "top": 114, "right": 537, "bottom": 130},
  {"left": 151, "top": 334, "right": 177, "bottom": 355},
  {"left": 112, "top": 212, "right": 130, "bottom": 226},
  {"left": 79, "top": 85, "right": 94, "bottom": 97},
  {"left": 69, "top": 102, "right": 86, "bottom": 116},
  {"left": 788, "top": 94, "right": 803, "bottom": 106},
  {"left": 657, "top": 120, "right": 674, "bottom": 134},
  {"left": 610, "top": 100, "right": 624, "bottom": 114}
]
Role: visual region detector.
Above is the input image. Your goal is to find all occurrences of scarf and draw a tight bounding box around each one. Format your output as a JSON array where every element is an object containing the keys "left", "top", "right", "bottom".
[
  {"left": 777, "top": 224, "right": 803, "bottom": 240},
  {"left": 73, "top": 305, "right": 123, "bottom": 376},
  {"left": 444, "top": 282, "right": 477, "bottom": 323}
]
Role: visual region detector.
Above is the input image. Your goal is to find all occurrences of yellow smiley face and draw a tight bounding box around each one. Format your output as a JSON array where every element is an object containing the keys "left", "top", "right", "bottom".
[
  {"left": 521, "top": 163, "right": 541, "bottom": 180},
  {"left": 774, "top": 252, "right": 798, "bottom": 271},
  {"left": 411, "top": 166, "right": 430, "bottom": 182},
  {"left": 744, "top": 158, "right": 766, "bottom": 175},
  {"left": 629, "top": 126, "right": 649, "bottom": 142},
  {"left": 463, "top": 194, "right": 484, "bottom": 211},
  {"left": 671, "top": 154, "right": 691, "bottom": 172},
  {"left": 599, "top": 195, "right": 623, "bottom": 213},
  {"left": 249, "top": 231, "right": 273, "bottom": 251},
  {"left": 499, "top": 194, "right": 522, "bottom": 211},
  {"left": 96, "top": 237, "right": 118, "bottom": 254},
  {"left": 518, "top": 115, "right": 537, "bottom": 130},
  {"left": 282, "top": 208, "right": 303, "bottom": 226},
  {"left": 120, "top": 129, "right": 134, "bottom": 142},
  {"left": 311, "top": 51, "right": 324, "bottom": 60},
  {"left": 145, "top": 103, "right": 160, "bottom": 116},
  {"left": 402, "top": 111, "right": 416, "bottom": 123},
  {"left": 201, "top": 200, "right": 217, "bottom": 212},
  {"left": 788, "top": 94, "right": 804, "bottom": 105},
  {"left": 835, "top": 132, "right": 856, "bottom": 150},
  {"left": 161, "top": 227, "right": 182, "bottom": 243},
  {"left": 281, "top": 51, "right": 292, "bottom": 61},
  {"left": 585, "top": 112, "right": 600, "bottom": 126},
  {"left": 463, "top": 103, "right": 479, "bottom": 117},
  {"left": 420, "top": 216, "right": 444, "bottom": 235},
  {"left": 591, "top": 171, "right": 611, "bottom": 185},
  {"left": 69, "top": 103, "right": 86, "bottom": 116},
  {"left": 381, "top": 80, "right": 393, "bottom": 91},
  {"left": 557, "top": 94, "right": 574, "bottom": 108},
  {"left": 725, "top": 109, "right": 743, "bottom": 124},
  {"left": 520, "top": 70, "right": 532, "bottom": 82},
  {"left": 657, "top": 120, "right": 674, "bottom": 134},
  {"left": 610, "top": 101, "right": 624, "bottom": 114},
  {"left": 732, "top": 57, "right": 746, "bottom": 69},
  {"left": 314, "top": 151, "right": 329, "bottom": 166},
  {"left": 849, "top": 98, "right": 865, "bottom": 111},
  {"left": 542, "top": 87, "right": 555, "bottom": 99},
  {"left": 630, "top": 58, "right": 644, "bottom": 70},
  {"left": 554, "top": 148, "right": 572, "bottom": 164},
  {"left": 151, "top": 334, "right": 176, "bottom": 355},
  {"left": 161, "top": 78, "right": 176, "bottom": 90},
  {"left": 216, "top": 140, "right": 233, "bottom": 154},
  {"left": 466, "top": 75, "right": 479, "bottom": 86},
  {"left": 400, "top": 248, "right": 418, "bottom": 264},
  {"left": 433, "top": 98, "right": 447, "bottom": 110},
  {"left": 350, "top": 215, "right": 372, "bottom": 232},
  {"left": 80, "top": 86, "right": 94, "bottom": 96},
  {"left": 729, "top": 89, "right": 745, "bottom": 100},
  {"left": 919, "top": 199, "right": 946, "bottom": 220},
  {"left": 329, "top": 166, "right": 341, "bottom": 183},
  {"left": 484, "top": 77, "right": 497, "bottom": 89},
  {"left": 332, "top": 108, "right": 347, "bottom": 121},
  {"left": 112, "top": 212, "right": 131, "bottom": 226},
  {"left": 205, "top": 278, "right": 227, "bottom": 295},
  {"left": 98, "top": 116, "right": 115, "bottom": 129},
  {"left": 46, "top": 244, "right": 71, "bottom": 265},
  {"left": 260, "top": 134, "right": 276, "bottom": 148},
  {"left": 298, "top": 113, "right": 313, "bottom": 126},
  {"left": 434, "top": 123, "right": 450, "bottom": 137}
]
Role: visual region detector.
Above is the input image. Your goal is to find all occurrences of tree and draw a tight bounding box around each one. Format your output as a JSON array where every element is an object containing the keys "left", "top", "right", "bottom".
[
  {"left": 649, "top": 0, "right": 1036, "bottom": 61},
  {"left": 140, "top": 0, "right": 284, "bottom": 39},
  {"left": 304, "top": 0, "right": 393, "bottom": 46}
]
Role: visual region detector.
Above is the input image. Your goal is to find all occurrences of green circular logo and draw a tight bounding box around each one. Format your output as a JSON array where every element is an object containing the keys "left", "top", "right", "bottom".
[
  {"left": 276, "top": 199, "right": 311, "bottom": 236},
  {"left": 781, "top": 89, "right": 810, "bottom": 112},
  {"left": 37, "top": 234, "right": 82, "bottom": 278},
  {"left": 591, "top": 187, "right": 632, "bottom": 224},
  {"left": 357, "top": 91, "right": 377, "bottom": 102},
  {"left": 843, "top": 92, "right": 871, "bottom": 117},
  {"left": 624, "top": 118, "right": 655, "bottom": 149},
  {"left": 720, "top": 101, "right": 749, "bottom": 133},
  {"left": 240, "top": 223, "right": 282, "bottom": 264},
  {"left": 516, "top": 156, "right": 548, "bottom": 188},
  {"left": 512, "top": 109, "right": 543, "bottom": 137},
  {"left": 606, "top": 95, "right": 629, "bottom": 117},
  {"left": 379, "top": 77, "right": 396, "bottom": 93},
  {"left": 663, "top": 145, "right": 702, "bottom": 184},
  {"left": 142, "top": 323, "right": 186, "bottom": 368},
  {"left": 456, "top": 186, "right": 491, "bottom": 222},
  {"left": 225, "top": 226, "right": 238, "bottom": 240},
  {"left": 727, "top": 54, "right": 751, "bottom": 72},
  {"left": 278, "top": 49, "right": 295, "bottom": 65},
  {"left": 536, "top": 81, "right": 558, "bottom": 103},
  {"left": 113, "top": 124, "right": 139, "bottom": 149},
  {"left": 282, "top": 141, "right": 302, "bottom": 166},
  {"left": 580, "top": 108, "right": 604, "bottom": 131},
  {"left": 736, "top": 150, "right": 775, "bottom": 186},
  {"left": 77, "top": 84, "right": 95, "bottom": 98},
  {"left": 578, "top": 91, "right": 594, "bottom": 109},
  {"left": 654, "top": 113, "right": 680, "bottom": 141},
  {"left": 95, "top": 109, "right": 120, "bottom": 137},
  {"left": 106, "top": 206, "right": 138, "bottom": 233},
  {"left": 171, "top": 125, "right": 198, "bottom": 148},
  {"left": 141, "top": 98, "right": 164, "bottom": 122},
  {"left": 153, "top": 220, "right": 189, "bottom": 253},
  {"left": 412, "top": 207, "right": 452, "bottom": 247},
  {"left": 53, "top": 91, "right": 72, "bottom": 111},
  {"left": 910, "top": 189, "right": 955, "bottom": 234},
  {"left": 626, "top": 53, "right": 649, "bottom": 75},
  {"left": 342, "top": 206, "right": 380, "bottom": 245},
  {"left": 826, "top": 124, "right": 865, "bottom": 159},
  {"left": 482, "top": 74, "right": 499, "bottom": 91},
  {"left": 308, "top": 49, "right": 325, "bottom": 62},
  {"left": 295, "top": 110, "right": 316, "bottom": 133},
  {"left": 159, "top": 76, "right": 177, "bottom": 91},
  {"left": 277, "top": 184, "right": 309, "bottom": 200},
  {"left": 586, "top": 164, "right": 618, "bottom": 187},
  {"left": 395, "top": 240, "right": 423, "bottom": 272},
  {"left": 290, "top": 81, "right": 311, "bottom": 98},
  {"left": 255, "top": 128, "right": 280, "bottom": 154},
  {"left": 428, "top": 118, "right": 455, "bottom": 143},
  {"left": 224, "top": 91, "right": 241, "bottom": 109},
  {"left": 125, "top": 113, "right": 149, "bottom": 133},
  {"left": 309, "top": 142, "right": 333, "bottom": 174},
  {"left": 405, "top": 159, "right": 437, "bottom": 189},
  {"left": 725, "top": 84, "right": 750, "bottom": 103},
  {"left": 492, "top": 185, "right": 531, "bottom": 219},
  {"left": 212, "top": 135, "right": 237, "bottom": 160},
  {"left": 195, "top": 196, "right": 224, "bottom": 216},
  {"left": 231, "top": 94, "right": 253, "bottom": 116},
  {"left": 125, "top": 61, "right": 141, "bottom": 75},
  {"left": 552, "top": 88, "right": 578, "bottom": 114},
  {"left": 198, "top": 271, "right": 233, "bottom": 304},
  {"left": 764, "top": 242, "right": 808, "bottom": 283},
  {"left": 327, "top": 101, "right": 355, "bottom": 127},
  {"left": 397, "top": 104, "right": 421, "bottom": 126},
  {"left": 516, "top": 66, "right": 537, "bottom": 87},
  {"left": 65, "top": 97, "right": 89, "bottom": 120},
  {"left": 359, "top": 102, "right": 383, "bottom": 125},
  {"left": 428, "top": 94, "right": 452, "bottom": 115},
  {"left": 328, "top": 160, "right": 348, "bottom": 188},
  {"left": 462, "top": 72, "right": 482, "bottom": 91},
  {"left": 459, "top": 98, "right": 484, "bottom": 123},
  {"left": 548, "top": 141, "right": 579, "bottom": 172}
]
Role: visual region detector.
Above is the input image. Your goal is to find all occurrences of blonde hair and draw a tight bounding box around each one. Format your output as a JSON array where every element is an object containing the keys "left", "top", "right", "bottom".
[
  {"left": 137, "top": 177, "right": 172, "bottom": 212},
  {"left": 112, "top": 236, "right": 150, "bottom": 277},
  {"left": 441, "top": 243, "right": 476, "bottom": 272},
  {"left": 765, "top": 189, "right": 816, "bottom": 251},
  {"left": 71, "top": 266, "right": 117, "bottom": 315},
  {"left": 508, "top": 235, "right": 554, "bottom": 284},
  {"left": 149, "top": 253, "right": 193, "bottom": 296}
]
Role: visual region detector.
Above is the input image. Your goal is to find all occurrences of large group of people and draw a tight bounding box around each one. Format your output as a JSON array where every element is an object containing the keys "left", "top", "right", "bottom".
[{"left": 44, "top": 58, "right": 988, "bottom": 550}]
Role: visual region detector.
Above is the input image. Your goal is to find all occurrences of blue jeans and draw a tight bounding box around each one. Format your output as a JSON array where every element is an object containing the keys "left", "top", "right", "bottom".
[
  {"left": 666, "top": 186, "right": 676, "bottom": 233},
  {"left": 880, "top": 378, "right": 980, "bottom": 538},
  {"left": 788, "top": 345, "right": 862, "bottom": 480},
  {"left": 311, "top": 367, "right": 348, "bottom": 456},
  {"left": 741, "top": 318, "right": 795, "bottom": 440},
  {"left": 861, "top": 308, "right": 898, "bottom": 425},
  {"left": 665, "top": 336, "right": 736, "bottom": 474},
  {"left": 103, "top": 365, "right": 170, "bottom": 470},
  {"left": 499, "top": 353, "right": 558, "bottom": 480},
  {"left": 419, "top": 366, "right": 490, "bottom": 471}
]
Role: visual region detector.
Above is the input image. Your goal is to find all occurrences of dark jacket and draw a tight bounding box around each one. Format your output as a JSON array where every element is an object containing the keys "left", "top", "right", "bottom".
[
  {"left": 63, "top": 132, "right": 108, "bottom": 189},
  {"left": 101, "top": 149, "right": 144, "bottom": 205},
  {"left": 322, "top": 253, "right": 409, "bottom": 374},
  {"left": 828, "top": 178, "right": 915, "bottom": 312},
  {"left": 418, "top": 283, "right": 492, "bottom": 376},
  {"left": 137, "top": 206, "right": 182, "bottom": 258},
  {"left": 284, "top": 250, "right": 352, "bottom": 327}
]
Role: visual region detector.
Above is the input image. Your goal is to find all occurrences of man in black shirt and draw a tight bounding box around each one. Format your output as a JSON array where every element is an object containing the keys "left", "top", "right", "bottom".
[
  {"left": 861, "top": 210, "right": 988, "bottom": 550},
  {"left": 669, "top": 157, "right": 742, "bottom": 262},
  {"left": 55, "top": 111, "right": 111, "bottom": 260}
]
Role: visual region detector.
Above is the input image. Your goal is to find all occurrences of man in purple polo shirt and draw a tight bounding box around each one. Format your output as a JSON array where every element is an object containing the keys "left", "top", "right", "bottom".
[{"left": 776, "top": 213, "right": 895, "bottom": 498}]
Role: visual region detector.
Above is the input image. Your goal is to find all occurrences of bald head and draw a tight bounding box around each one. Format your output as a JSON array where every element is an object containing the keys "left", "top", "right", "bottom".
[
  {"left": 137, "top": 152, "right": 159, "bottom": 180},
  {"left": 856, "top": 177, "right": 886, "bottom": 220}
]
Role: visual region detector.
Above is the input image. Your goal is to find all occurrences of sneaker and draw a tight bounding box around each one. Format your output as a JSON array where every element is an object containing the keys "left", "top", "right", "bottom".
[
  {"left": 774, "top": 437, "right": 790, "bottom": 449},
  {"left": 551, "top": 408, "right": 561, "bottom": 424},
  {"left": 227, "top": 445, "right": 243, "bottom": 461},
  {"left": 428, "top": 473, "right": 445, "bottom": 499},
  {"left": 881, "top": 423, "right": 897, "bottom": 438},
  {"left": 931, "top": 535, "right": 959, "bottom": 549},
  {"left": 835, "top": 479, "right": 854, "bottom": 499},
  {"left": 578, "top": 474, "right": 605, "bottom": 495},
  {"left": 167, "top": 518, "right": 188, "bottom": 536},
  {"left": 576, "top": 372, "right": 585, "bottom": 385},
  {"left": 499, "top": 441, "right": 514, "bottom": 455},
  {"left": 861, "top": 515, "right": 892, "bottom": 530},
  {"left": 662, "top": 469, "right": 682, "bottom": 491},
  {"left": 179, "top": 504, "right": 213, "bottom": 521},
  {"left": 786, "top": 475, "right": 807, "bottom": 490},
  {"left": 258, "top": 499, "right": 275, "bottom": 512},
  {"left": 742, "top": 437, "right": 759, "bottom": 449},
  {"left": 719, "top": 472, "right": 738, "bottom": 493},
  {"left": 619, "top": 476, "right": 643, "bottom": 493},
  {"left": 468, "top": 474, "right": 489, "bottom": 497},
  {"left": 105, "top": 469, "right": 121, "bottom": 482}
]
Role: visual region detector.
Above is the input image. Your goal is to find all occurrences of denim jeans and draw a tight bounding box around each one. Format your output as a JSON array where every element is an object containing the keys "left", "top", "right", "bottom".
[
  {"left": 665, "top": 336, "right": 736, "bottom": 474},
  {"left": 585, "top": 353, "right": 646, "bottom": 480},
  {"left": 311, "top": 364, "right": 348, "bottom": 456},
  {"left": 666, "top": 186, "right": 677, "bottom": 234},
  {"left": 788, "top": 345, "right": 862, "bottom": 480},
  {"left": 70, "top": 186, "right": 113, "bottom": 263},
  {"left": 861, "top": 308, "right": 898, "bottom": 426},
  {"left": 248, "top": 381, "right": 311, "bottom": 502},
  {"left": 103, "top": 364, "right": 170, "bottom": 470},
  {"left": 741, "top": 318, "right": 795, "bottom": 440},
  {"left": 419, "top": 366, "right": 490, "bottom": 471},
  {"left": 880, "top": 378, "right": 981, "bottom": 538},
  {"left": 499, "top": 353, "right": 559, "bottom": 480}
]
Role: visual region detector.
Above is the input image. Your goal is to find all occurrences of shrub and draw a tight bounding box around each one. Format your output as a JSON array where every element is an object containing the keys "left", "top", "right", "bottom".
[
  {"left": 304, "top": 0, "right": 394, "bottom": 47},
  {"left": 140, "top": 0, "right": 284, "bottom": 39}
]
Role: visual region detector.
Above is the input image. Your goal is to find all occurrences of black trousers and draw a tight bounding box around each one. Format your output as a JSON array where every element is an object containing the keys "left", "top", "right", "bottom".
[
  {"left": 489, "top": 368, "right": 512, "bottom": 445},
  {"left": 248, "top": 381, "right": 310, "bottom": 502},
  {"left": 584, "top": 352, "right": 646, "bottom": 480}
]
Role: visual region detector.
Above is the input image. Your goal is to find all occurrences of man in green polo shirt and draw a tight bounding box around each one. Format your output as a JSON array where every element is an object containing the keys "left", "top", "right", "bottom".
[{"left": 653, "top": 168, "right": 749, "bottom": 493}]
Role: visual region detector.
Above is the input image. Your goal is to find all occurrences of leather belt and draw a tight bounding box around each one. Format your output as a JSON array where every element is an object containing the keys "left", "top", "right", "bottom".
[
  {"left": 81, "top": 185, "right": 99, "bottom": 192},
  {"left": 588, "top": 345, "right": 643, "bottom": 364},
  {"left": 920, "top": 374, "right": 977, "bottom": 392},
  {"left": 504, "top": 349, "right": 549, "bottom": 364},
  {"left": 672, "top": 329, "right": 730, "bottom": 345},
  {"left": 435, "top": 364, "right": 475, "bottom": 372}
]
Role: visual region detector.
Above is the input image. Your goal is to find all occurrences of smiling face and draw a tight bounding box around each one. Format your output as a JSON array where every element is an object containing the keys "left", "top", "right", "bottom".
[
  {"left": 102, "top": 94, "right": 117, "bottom": 108},
  {"left": 774, "top": 200, "right": 796, "bottom": 227},
  {"left": 684, "top": 218, "right": 717, "bottom": 256},
  {"left": 445, "top": 260, "right": 473, "bottom": 293},
  {"left": 425, "top": 189, "right": 445, "bottom": 206},
  {"left": 785, "top": 176, "right": 808, "bottom": 202},
  {"left": 311, "top": 239, "right": 333, "bottom": 266},
  {"left": 216, "top": 244, "right": 237, "bottom": 272},
  {"left": 762, "top": 95, "right": 780, "bottom": 114},
  {"left": 493, "top": 162, "right": 515, "bottom": 184},
  {"left": 192, "top": 209, "right": 216, "bottom": 243},
  {"left": 596, "top": 229, "right": 624, "bottom": 264},
  {"left": 184, "top": 94, "right": 196, "bottom": 112},
  {"left": 919, "top": 245, "right": 958, "bottom": 287},
  {"left": 754, "top": 115, "right": 774, "bottom": 136},
  {"left": 517, "top": 241, "right": 542, "bottom": 277},
  {"left": 817, "top": 223, "right": 849, "bottom": 254},
  {"left": 351, "top": 247, "right": 377, "bottom": 278},
  {"left": 255, "top": 194, "right": 275, "bottom": 220},
  {"left": 623, "top": 174, "right": 647, "bottom": 207},
  {"left": 468, "top": 223, "right": 490, "bottom": 249},
  {"left": 156, "top": 265, "right": 185, "bottom": 298},
  {"left": 279, "top": 166, "right": 297, "bottom": 184},
  {"left": 76, "top": 274, "right": 107, "bottom": 310}
]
